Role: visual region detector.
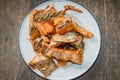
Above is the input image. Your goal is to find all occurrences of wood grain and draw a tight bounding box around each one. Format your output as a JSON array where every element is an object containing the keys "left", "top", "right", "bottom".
[
  {"left": 0, "top": 0, "right": 120, "bottom": 80},
  {"left": 78, "top": 0, "right": 106, "bottom": 80},
  {"left": 105, "top": 0, "right": 120, "bottom": 80}
]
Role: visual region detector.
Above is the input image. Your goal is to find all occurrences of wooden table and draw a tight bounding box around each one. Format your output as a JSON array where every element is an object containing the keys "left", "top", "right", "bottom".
[{"left": 0, "top": 0, "right": 120, "bottom": 80}]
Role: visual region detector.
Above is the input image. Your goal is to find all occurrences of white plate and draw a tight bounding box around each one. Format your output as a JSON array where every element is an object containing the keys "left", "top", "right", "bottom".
[{"left": 19, "top": 1, "right": 102, "bottom": 80}]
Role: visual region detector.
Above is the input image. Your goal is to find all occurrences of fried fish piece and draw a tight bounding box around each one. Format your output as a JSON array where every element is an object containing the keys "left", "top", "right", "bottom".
[
  {"left": 29, "top": 10, "right": 38, "bottom": 28},
  {"left": 72, "top": 21, "right": 94, "bottom": 38},
  {"left": 49, "top": 32, "right": 82, "bottom": 48},
  {"left": 51, "top": 32, "right": 77, "bottom": 43},
  {"left": 49, "top": 32, "right": 77, "bottom": 48},
  {"left": 41, "top": 35, "right": 50, "bottom": 43},
  {"left": 29, "top": 54, "right": 58, "bottom": 78},
  {"left": 51, "top": 17, "right": 66, "bottom": 26},
  {"left": 49, "top": 41, "right": 61, "bottom": 48},
  {"left": 44, "top": 48, "right": 83, "bottom": 64},
  {"left": 29, "top": 10, "right": 41, "bottom": 40},
  {"left": 33, "top": 5, "right": 57, "bottom": 22},
  {"left": 45, "top": 5, "right": 57, "bottom": 12},
  {"left": 57, "top": 60, "right": 67, "bottom": 67},
  {"left": 55, "top": 17, "right": 73, "bottom": 35},
  {"left": 51, "top": 15, "right": 93, "bottom": 38},
  {"left": 51, "top": 17, "right": 73, "bottom": 35},
  {"left": 51, "top": 16, "right": 93, "bottom": 37},
  {"left": 33, "top": 22, "right": 54, "bottom": 35},
  {"left": 32, "top": 40, "right": 42, "bottom": 53},
  {"left": 30, "top": 5, "right": 58, "bottom": 25},
  {"left": 29, "top": 27, "right": 40, "bottom": 40},
  {"left": 64, "top": 5, "right": 83, "bottom": 13},
  {"left": 32, "top": 5, "right": 83, "bottom": 23},
  {"left": 29, "top": 38, "right": 48, "bottom": 53}
]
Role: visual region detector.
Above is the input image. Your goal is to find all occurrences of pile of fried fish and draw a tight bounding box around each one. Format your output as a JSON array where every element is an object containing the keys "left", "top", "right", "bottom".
[{"left": 28, "top": 5, "right": 94, "bottom": 77}]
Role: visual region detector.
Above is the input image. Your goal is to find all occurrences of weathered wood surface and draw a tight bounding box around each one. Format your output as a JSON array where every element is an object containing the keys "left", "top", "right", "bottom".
[{"left": 0, "top": 0, "right": 120, "bottom": 80}]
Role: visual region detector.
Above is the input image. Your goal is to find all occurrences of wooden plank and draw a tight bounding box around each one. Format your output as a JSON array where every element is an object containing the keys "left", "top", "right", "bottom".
[
  {"left": 15, "top": 1, "right": 47, "bottom": 80},
  {"left": 0, "top": 0, "right": 45, "bottom": 80},
  {"left": 0, "top": 0, "right": 21, "bottom": 80},
  {"left": 78, "top": 0, "right": 107, "bottom": 80},
  {"left": 105, "top": 0, "right": 120, "bottom": 80},
  {"left": 73, "top": 0, "right": 90, "bottom": 8}
]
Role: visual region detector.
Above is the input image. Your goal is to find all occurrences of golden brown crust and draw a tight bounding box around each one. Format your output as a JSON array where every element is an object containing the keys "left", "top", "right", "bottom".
[
  {"left": 29, "top": 27, "right": 40, "bottom": 40},
  {"left": 33, "top": 22, "right": 54, "bottom": 35},
  {"left": 57, "top": 60, "right": 67, "bottom": 67},
  {"left": 44, "top": 48, "right": 83, "bottom": 64},
  {"left": 72, "top": 21, "right": 94, "bottom": 38},
  {"left": 64, "top": 5, "right": 83, "bottom": 13},
  {"left": 28, "top": 4, "right": 94, "bottom": 78},
  {"left": 29, "top": 54, "right": 58, "bottom": 78},
  {"left": 55, "top": 17, "right": 74, "bottom": 35}
]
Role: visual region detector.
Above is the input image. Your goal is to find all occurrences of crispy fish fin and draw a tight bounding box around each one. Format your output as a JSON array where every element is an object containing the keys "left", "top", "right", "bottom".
[{"left": 64, "top": 5, "right": 83, "bottom": 13}]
